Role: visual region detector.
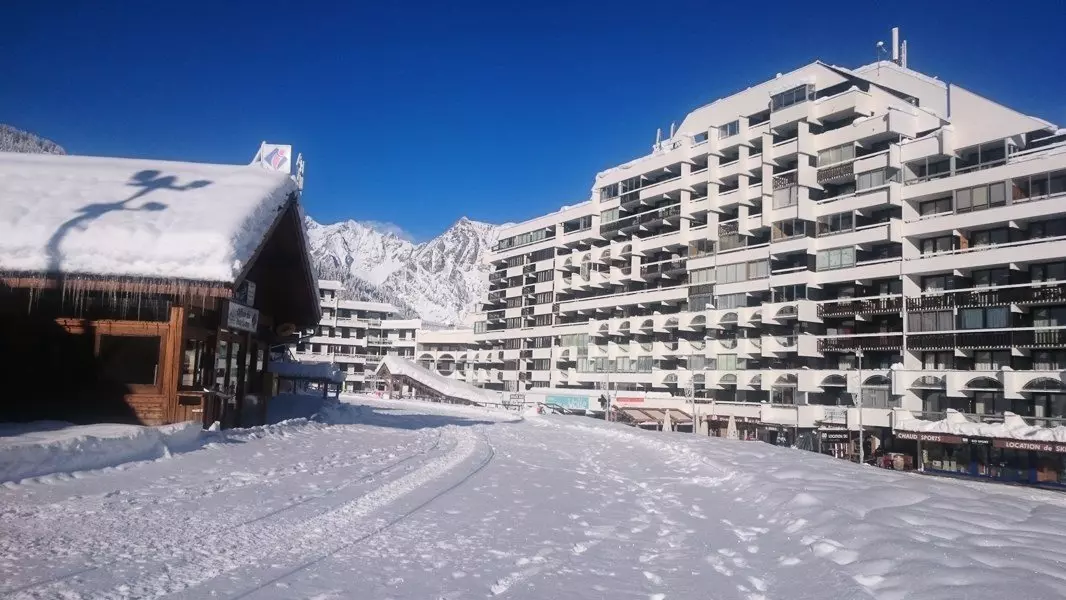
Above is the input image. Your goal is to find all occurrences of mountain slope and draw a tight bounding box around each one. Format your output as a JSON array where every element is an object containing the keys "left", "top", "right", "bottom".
[
  {"left": 0, "top": 125, "right": 66, "bottom": 155},
  {"left": 305, "top": 216, "right": 503, "bottom": 325}
]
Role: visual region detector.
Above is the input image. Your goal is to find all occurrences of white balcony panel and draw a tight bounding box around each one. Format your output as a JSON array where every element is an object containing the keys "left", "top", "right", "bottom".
[
  {"left": 815, "top": 258, "right": 901, "bottom": 285},
  {"left": 813, "top": 183, "right": 901, "bottom": 217},
  {"left": 768, "top": 268, "right": 811, "bottom": 287},
  {"left": 769, "top": 235, "right": 809, "bottom": 256},
  {"left": 904, "top": 197, "right": 1066, "bottom": 237},
  {"left": 903, "top": 239, "right": 1066, "bottom": 275},
  {"left": 715, "top": 245, "right": 770, "bottom": 267},
  {"left": 900, "top": 128, "right": 955, "bottom": 163},
  {"left": 814, "top": 222, "right": 891, "bottom": 250},
  {"left": 814, "top": 88, "right": 874, "bottom": 121},
  {"left": 770, "top": 101, "right": 815, "bottom": 131}
]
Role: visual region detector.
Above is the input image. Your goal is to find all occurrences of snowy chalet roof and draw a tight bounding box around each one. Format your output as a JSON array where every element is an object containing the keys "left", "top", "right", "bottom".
[{"left": 0, "top": 151, "right": 299, "bottom": 284}]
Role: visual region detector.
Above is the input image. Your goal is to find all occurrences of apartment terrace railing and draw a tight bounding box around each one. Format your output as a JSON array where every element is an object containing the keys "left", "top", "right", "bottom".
[
  {"left": 818, "top": 332, "right": 904, "bottom": 352},
  {"left": 909, "top": 326, "right": 1066, "bottom": 350},
  {"left": 600, "top": 204, "right": 684, "bottom": 235},
  {"left": 489, "top": 271, "right": 507, "bottom": 283},
  {"left": 914, "top": 234, "right": 1066, "bottom": 262},
  {"left": 367, "top": 338, "right": 392, "bottom": 345},
  {"left": 640, "top": 257, "right": 687, "bottom": 276},
  {"left": 818, "top": 295, "right": 903, "bottom": 318},
  {"left": 775, "top": 335, "right": 797, "bottom": 348},
  {"left": 817, "top": 160, "right": 855, "bottom": 184},
  {"left": 772, "top": 169, "right": 797, "bottom": 190},
  {"left": 487, "top": 310, "right": 505, "bottom": 321},
  {"left": 905, "top": 139, "right": 1066, "bottom": 186},
  {"left": 908, "top": 282, "right": 1066, "bottom": 312}
]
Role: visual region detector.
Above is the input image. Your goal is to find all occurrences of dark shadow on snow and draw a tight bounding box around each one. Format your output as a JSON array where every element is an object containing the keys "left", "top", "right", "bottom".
[{"left": 45, "top": 170, "right": 211, "bottom": 275}]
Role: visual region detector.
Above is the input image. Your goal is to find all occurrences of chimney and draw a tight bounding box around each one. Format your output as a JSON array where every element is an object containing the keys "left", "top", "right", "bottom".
[{"left": 891, "top": 27, "right": 900, "bottom": 63}]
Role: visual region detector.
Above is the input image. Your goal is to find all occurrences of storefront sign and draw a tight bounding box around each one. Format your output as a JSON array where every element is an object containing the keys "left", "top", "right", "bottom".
[
  {"left": 993, "top": 439, "right": 1066, "bottom": 453},
  {"left": 616, "top": 397, "right": 644, "bottom": 404},
  {"left": 962, "top": 437, "right": 992, "bottom": 447},
  {"left": 760, "top": 423, "right": 788, "bottom": 432},
  {"left": 226, "top": 301, "right": 260, "bottom": 333},
  {"left": 509, "top": 393, "right": 525, "bottom": 400},
  {"left": 546, "top": 395, "right": 591, "bottom": 410},
  {"left": 820, "top": 430, "right": 852, "bottom": 442},
  {"left": 894, "top": 431, "right": 963, "bottom": 444}
]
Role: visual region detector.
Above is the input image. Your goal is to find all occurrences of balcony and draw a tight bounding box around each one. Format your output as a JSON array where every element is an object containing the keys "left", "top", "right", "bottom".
[
  {"left": 819, "top": 295, "right": 902, "bottom": 318},
  {"left": 908, "top": 283, "right": 1066, "bottom": 312},
  {"left": 640, "top": 257, "right": 687, "bottom": 278},
  {"left": 909, "top": 328, "right": 1066, "bottom": 350},
  {"left": 905, "top": 237, "right": 1066, "bottom": 277},
  {"left": 816, "top": 161, "right": 854, "bottom": 185},
  {"left": 818, "top": 333, "right": 904, "bottom": 352}
]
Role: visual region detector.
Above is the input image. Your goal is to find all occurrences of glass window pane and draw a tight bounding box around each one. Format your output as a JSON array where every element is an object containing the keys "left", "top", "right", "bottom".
[
  {"left": 989, "top": 182, "right": 1006, "bottom": 206},
  {"left": 957, "top": 189, "right": 972, "bottom": 212},
  {"left": 100, "top": 335, "right": 161, "bottom": 386}
]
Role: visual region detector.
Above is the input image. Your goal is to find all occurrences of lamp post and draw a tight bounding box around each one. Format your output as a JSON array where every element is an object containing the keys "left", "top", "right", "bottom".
[
  {"left": 685, "top": 379, "right": 696, "bottom": 435},
  {"left": 856, "top": 348, "right": 865, "bottom": 465}
]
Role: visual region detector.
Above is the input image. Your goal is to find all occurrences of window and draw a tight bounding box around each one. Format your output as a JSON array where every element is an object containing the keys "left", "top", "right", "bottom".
[
  {"left": 599, "top": 183, "right": 619, "bottom": 200},
  {"left": 535, "top": 292, "right": 553, "bottom": 304},
  {"left": 816, "top": 247, "right": 856, "bottom": 271},
  {"left": 908, "top": 311, "right": 953, "bottom": 332},
  {"left": 99, "top": 335, "right": 161, "bottom": 386},
  {"left": 770, "top": 84, "right": 814, "bottom": 111},
  {"left": 1033, "top": 307, "right": 1066, "bottom": 328},
  {"left": 972, "top": 268, "right": 1009, "bottom": 288},
  {"left": 856, "top": 169, "right": 894, "bottom": 190},
  {"left": 959, "top": 307, "right": 1010, "bottom": 329},
  {"left": 773, "top": 285, "right": 807, "bottom": 302},
  {"left": 505, "top": 255, "right": 525, "bottom": 268},
  {"left": 923, "top": 351, "right": 953, "bottom": 370},
  {"left": 1031, "top": 261, "right": 1066, "bottom": 282},
  {"left": 922, "top": 275, "right": 951, "bottom": 292},
  {"left": 1029, "top": 219, "right": 1066, "bottom": 240},
  {"left": 531, "top": 359, "right": 551, "bottom": 371},
  {"left": 747, "top": 260, "right": 769, "bottom": 279},
  {"left": 772, "top": 219, "right": 806, "bottom": 241},
  {"left": 920, "top": 235, "right": 954, "bottom": 255},
  {"left": 689, "top": 239, "right": 714, "bottom": 258},
  {"left": 956, "top": 181, "right": 1007, "bottom": 213},
  {"left": 719, "top": 231, "right": 746, "bottom": 251},
  {"left": 1033, "top": 351, "right": 1066, "bottom": 371},
  {"left": 719, "top": 354, "right": 740, "bottom": 370},
  {"left": 600, "top": 207, "right": 620, "bottom": 223},
  {"left": 718, "top": 120, "right": 739, "bottom": 139},
  {"left": 974, "top": 351, "right": 1011, "bottom": 370},
  {"left": 536, "top": 270, "right": 553, "bottom": 283},
  {"left": 529, "top": 248, "right": 554, "bottom": 263},
  {"left": 817, "top": 143, "right": 857, "bottom": 166},
  {"left": 690, "top": 268, "right": 714, "bottom": 285},
  {"left": 506, "top": 297, "right": 522, "bottom": 308},
  {"left": 816, "top": 212, "right": 853, "bottom": 236},
  {"left": 529, "top": 336, "right": 553, "bottom": 348},
  {"left": 690, "top": 294, "right": 713, "bottom": 311},
  {"left": 919, "top": 197, "right": 952, "bottom": 216},
  {"left": 503, "top": 338, "right": 523, "bottom": 350},
  {"left": 971, "top": 228, "right": 1009, "bottom": 247},
  {"left": 505, "top": 317, "right": 522, "bottom": 329},
  {"left": 773, "top": 185, "right": 798, "bottom": 209},
  {"left": 716, "top": 293, "right": 747, "bottom": 309}
]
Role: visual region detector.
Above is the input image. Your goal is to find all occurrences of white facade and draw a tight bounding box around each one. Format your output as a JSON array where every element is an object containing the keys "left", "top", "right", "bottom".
[
  {"left": 293, "top": 280, "right": 420, "bottom": 392},
  {"left": 475, "top": 53, "right": 1066, "bottom": 434},
  {"left": 414, "top": 328, "right": 479, "bottom": 385}
]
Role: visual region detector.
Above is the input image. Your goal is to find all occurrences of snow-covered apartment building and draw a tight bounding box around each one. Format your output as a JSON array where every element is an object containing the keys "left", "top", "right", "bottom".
[
  {"left": 293, "top": 280, "right": 479, "bottom": 392},
  {"left": 474, "top": 44, "right": 1066, "bottom": 438},
  {"left": 294, "top": 280, "right": 420, "bottom": 392}
]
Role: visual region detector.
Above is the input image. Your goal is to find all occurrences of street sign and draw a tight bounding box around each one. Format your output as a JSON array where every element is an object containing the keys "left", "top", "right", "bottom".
[{"left": 226, "top": 301, "right": 259, "bottom": 333}]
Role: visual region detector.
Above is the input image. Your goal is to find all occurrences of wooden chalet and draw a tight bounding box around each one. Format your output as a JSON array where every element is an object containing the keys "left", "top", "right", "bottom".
[{"left": 0, "top": 151, "right": 321, "bottom": 427}]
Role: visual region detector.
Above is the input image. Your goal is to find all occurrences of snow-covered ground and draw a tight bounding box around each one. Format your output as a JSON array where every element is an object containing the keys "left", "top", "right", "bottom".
[{"left": 3, "top": 395, "right": 1066, "bottom": 599}]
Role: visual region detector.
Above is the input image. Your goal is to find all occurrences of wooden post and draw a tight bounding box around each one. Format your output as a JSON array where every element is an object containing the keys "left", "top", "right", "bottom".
[
  {"left": 234, "top": 330, "right": 250, "bottom": 427},
  {"left": 165, "top": 305, "right": 186, "bottom": 424}
]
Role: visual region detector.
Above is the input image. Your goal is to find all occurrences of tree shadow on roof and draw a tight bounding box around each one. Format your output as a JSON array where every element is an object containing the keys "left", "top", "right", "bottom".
[{"left": 45, "top": 169, "right": 212, "bottom": 276}]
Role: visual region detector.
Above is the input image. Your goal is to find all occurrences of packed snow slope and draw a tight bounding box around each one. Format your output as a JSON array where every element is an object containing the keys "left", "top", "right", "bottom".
[
  {"left": 3, "top": 397, "right": 1066, "bottom": 600},
  {"left": 306, "top": 216, "right": 502, "bottom": 325}
]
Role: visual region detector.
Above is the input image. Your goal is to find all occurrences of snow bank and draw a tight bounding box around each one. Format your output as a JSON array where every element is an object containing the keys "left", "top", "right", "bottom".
[
  {"left": 895, "top": 408, "right": 1066, "bottom": 442},
  {"left": 0, "top": 152, "right": 297, "bottom": 282},
  {"left": 375, "top": 355, "right": 502, "bottom": 405},
  {"left": 0, "top": 420, "right": 203, "bottom": 484}
]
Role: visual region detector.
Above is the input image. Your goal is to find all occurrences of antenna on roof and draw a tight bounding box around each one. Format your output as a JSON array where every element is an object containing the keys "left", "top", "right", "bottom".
[
  {"left": 655, "top": 127, "right": 662, "bottom": 145},
  {"left": 875, "top": 40, "right": 888, "bottom": 75},
  {"left": 669, "top": 122, "right": 676, "bottom": 138},
  {"left": 891, "top": 27, "right": 900, "bottom": 63},
  {"left": 900, "top": 39, "right": 908, "bottom": 68}
]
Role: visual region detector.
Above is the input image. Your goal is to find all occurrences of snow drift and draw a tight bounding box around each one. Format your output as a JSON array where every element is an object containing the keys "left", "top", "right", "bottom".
[{"left": 0, "top": 421, "right": 203, "bottom": 484}]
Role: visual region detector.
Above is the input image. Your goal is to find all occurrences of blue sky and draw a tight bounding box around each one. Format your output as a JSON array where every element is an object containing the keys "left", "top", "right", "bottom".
[{"left": 3, "top": 1, "right": 1064, "bottom": 241}]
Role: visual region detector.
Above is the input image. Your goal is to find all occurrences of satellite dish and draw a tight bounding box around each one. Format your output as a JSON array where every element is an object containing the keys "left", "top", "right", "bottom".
[{"left": 276, "top": 323, "right": 297, "bottom": 337}]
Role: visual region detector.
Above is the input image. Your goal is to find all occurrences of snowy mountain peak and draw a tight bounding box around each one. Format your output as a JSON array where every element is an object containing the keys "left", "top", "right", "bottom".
[{"left": 306, "top": 215, "right": 503, "bottom": 325}]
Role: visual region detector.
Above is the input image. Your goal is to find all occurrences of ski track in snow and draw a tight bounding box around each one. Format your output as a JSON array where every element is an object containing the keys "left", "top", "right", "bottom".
[{"left": 4, "top": 395, "right": 1066, "bottom": 599}]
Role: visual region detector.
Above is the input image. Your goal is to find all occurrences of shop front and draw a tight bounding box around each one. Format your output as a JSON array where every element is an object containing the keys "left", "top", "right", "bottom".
[
  {"left": 707, "top": 415, "right": 759, "bottom": 440},
  {"left": 895, "top": 431, "right": 1066, "bottom": 488}
]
